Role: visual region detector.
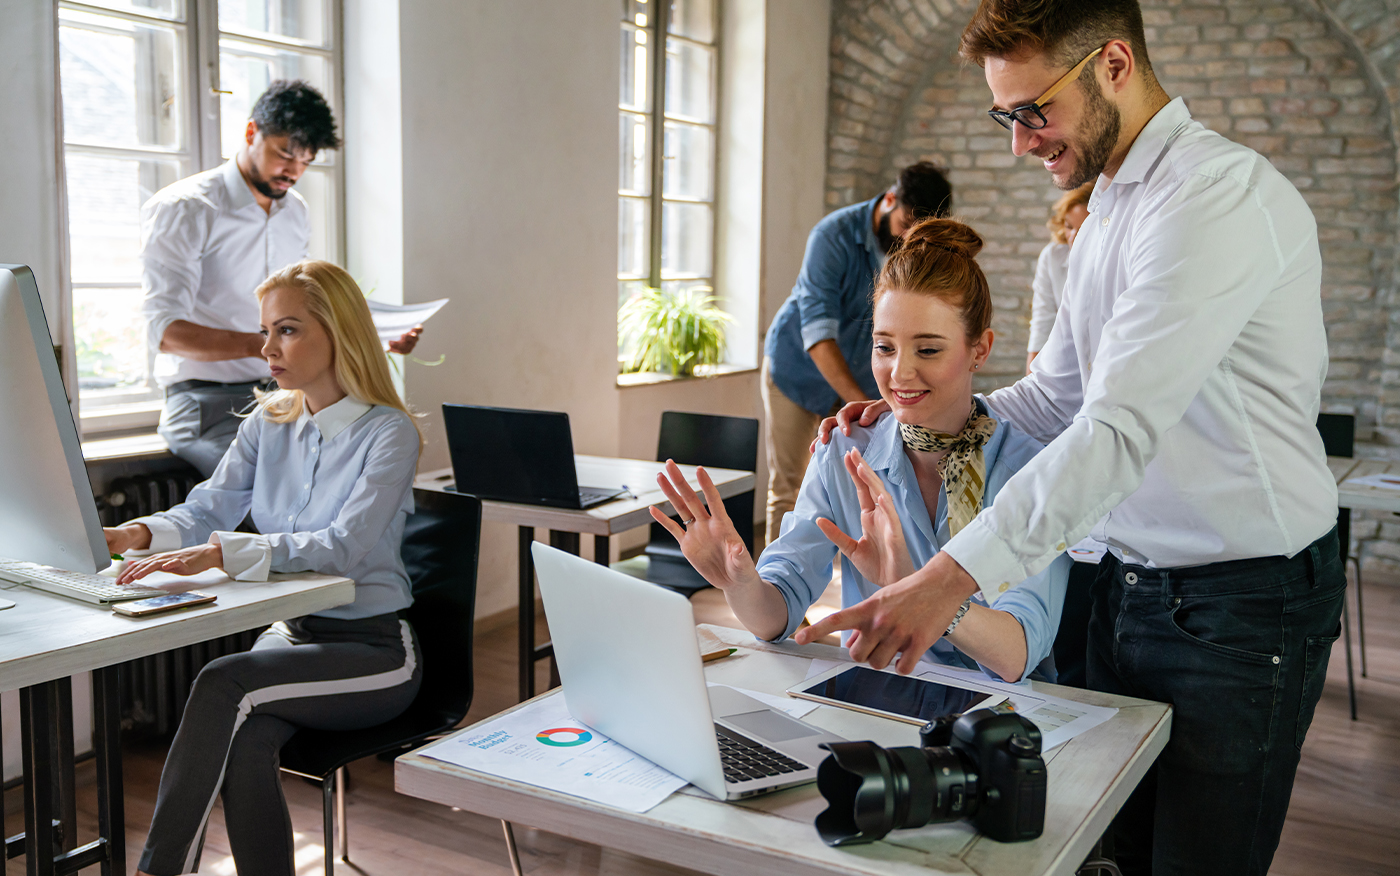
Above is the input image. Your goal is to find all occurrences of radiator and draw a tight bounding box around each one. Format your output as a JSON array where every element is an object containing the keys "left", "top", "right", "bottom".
[{"left": 98, "top": 472, "right": 262, "bottom": 735}]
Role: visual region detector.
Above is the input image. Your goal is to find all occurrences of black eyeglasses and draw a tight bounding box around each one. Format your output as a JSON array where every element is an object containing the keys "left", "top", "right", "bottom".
[{"left": 987, "top": 46, "right": 1104, "bottom": 131}]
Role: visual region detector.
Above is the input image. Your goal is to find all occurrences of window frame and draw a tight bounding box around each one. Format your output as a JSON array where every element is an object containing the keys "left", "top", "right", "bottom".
[
  {"left": 617, "top": 0, "right": 724, "bottom": 374},
  {"left": 56, "top": 0, "right": 345, "bottom": 437}
]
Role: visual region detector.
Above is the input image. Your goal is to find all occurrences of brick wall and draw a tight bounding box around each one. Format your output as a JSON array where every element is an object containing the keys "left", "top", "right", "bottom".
[{"left": 825, "top": 0, "right": 1400, "bottom": 569}]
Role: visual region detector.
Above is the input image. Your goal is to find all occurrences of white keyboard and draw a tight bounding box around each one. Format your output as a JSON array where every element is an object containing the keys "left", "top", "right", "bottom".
[{"left": 0, "top": 560, "right": 166, "bottom": 604}]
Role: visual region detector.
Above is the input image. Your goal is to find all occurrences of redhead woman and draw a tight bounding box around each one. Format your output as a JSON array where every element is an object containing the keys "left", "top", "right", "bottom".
[
  {"left": 653, "top": 218, "right": 1068, "bottom": 682},
  {"left": 104, "top": 260, "right": 422, "bottom": 876}
]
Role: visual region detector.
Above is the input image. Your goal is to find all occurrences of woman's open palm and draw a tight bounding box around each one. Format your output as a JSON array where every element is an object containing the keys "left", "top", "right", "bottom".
[
  {"left": 817, "top": 448, "right": 916, "bottom": 588},
  {"left": 650, "top": 461, "right": 760, "bottom": 593}
]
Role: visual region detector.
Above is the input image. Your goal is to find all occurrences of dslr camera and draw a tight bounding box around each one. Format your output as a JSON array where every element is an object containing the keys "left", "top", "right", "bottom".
[{"left": 814, "top": 709, "right": 1047, "bottom": 845}]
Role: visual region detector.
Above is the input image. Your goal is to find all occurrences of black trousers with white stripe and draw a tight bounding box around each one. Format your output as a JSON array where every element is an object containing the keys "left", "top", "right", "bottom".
[{"left": 138, "top": 612, "right": 422, "bottom": 876}]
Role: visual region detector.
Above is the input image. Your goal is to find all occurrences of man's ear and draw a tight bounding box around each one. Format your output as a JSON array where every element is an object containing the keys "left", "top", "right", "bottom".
[
  {"left": 245, "top": 119, "right": 258, "bottom": 147},
  {"left": 881, "top": 189, "right": 898, "bottom": 211},
  {"left": 1099, "top": 38, "right": 1135, "bottom": 95}
]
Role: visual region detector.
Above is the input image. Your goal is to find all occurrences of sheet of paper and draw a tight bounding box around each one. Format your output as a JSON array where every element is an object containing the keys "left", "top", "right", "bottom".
[
  {"left": 708, "top": 683, "right": 819, "bottom": 719},
  {"left": 801, "top": 658, "right": 1115, "bottom": 751},
  {"left": 418, "top": 695, "right": 686, "bottom": 813},
  {"left": 366, "top": 298, "right": 448, "bottom": 342},
  {"left": 1343, "top": 473, "right": 1400, "bottom": 491}
]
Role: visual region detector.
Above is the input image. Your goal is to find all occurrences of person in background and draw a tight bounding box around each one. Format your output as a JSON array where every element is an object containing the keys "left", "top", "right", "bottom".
[
  {"left": 806, "top": 1, "right": 1343, "bottom": 873},
  {"left": 761, "top": 162, "right": 953, "bottom": 546},
  {"left": 1026, "top": 181, "right": 1093, "bottom": 372},
  {"left": 141, "top": 80, "right": 421, "bottom": 477},
  {"left": 656, "top": 218, "right": 1068, "bottom": 685},
  {"left": 109, "top": 261, "right": 423, "bottom": 876}
]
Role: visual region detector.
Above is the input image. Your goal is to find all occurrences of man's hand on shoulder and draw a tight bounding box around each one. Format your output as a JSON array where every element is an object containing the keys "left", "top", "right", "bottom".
[{"left": 794, "top": 551, "right": 979, "bottom": 674}]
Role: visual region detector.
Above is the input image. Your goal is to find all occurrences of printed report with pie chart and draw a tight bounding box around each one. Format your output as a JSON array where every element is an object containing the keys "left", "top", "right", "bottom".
[{"left": 421, "top": 695, "right": 688, "bottom": 812}]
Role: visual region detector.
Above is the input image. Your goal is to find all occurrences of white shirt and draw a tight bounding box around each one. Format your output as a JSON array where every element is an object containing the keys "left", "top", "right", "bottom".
[
  {"left": 135, "top": 396, "right": 420, "bottom": 620},
  {"left": 944, "top": 98, "right": 1337, "bottom": 603},
  {"left": 1027, "top": 241, "right": 1069, "bottom": 353},
  {"left": 140, "top": 159, "right": 310, "bottom": 387}
]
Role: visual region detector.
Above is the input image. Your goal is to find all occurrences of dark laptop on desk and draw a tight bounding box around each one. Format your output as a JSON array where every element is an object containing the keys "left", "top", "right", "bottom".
[{"left": 442, "top": 404, "right": 628, "bottom": 510}]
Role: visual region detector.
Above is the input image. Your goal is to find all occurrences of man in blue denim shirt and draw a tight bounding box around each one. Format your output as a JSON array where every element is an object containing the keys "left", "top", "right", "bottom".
[{"left": 761, "top": 162, "right": 952, "bottom": 543}]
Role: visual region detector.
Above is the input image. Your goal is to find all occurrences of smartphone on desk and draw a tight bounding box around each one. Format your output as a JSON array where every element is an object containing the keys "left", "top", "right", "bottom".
[{"left": 112, "top": 591, "right": 216, "bottom": 617}]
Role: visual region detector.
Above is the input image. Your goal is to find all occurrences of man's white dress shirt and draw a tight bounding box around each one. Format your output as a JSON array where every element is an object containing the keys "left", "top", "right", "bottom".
[
  {"left": 140, "top": 158, "right": 310, "bottom": 387},
  {"left": 945, "top": 98, "right": 1338, "bottom": 603}
]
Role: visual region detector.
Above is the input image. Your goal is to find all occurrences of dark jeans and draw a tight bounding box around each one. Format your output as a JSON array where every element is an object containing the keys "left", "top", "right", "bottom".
[{"left": 1087, "top": 529, "right": 1344, "bottom": 876}]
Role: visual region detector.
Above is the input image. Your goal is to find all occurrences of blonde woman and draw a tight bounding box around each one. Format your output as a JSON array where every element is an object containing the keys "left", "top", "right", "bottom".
[
  {"left": 1026, "top": 181, "right": 1093, "bottom": 372},
  {"left": 104, "top": 260, "right": 422, "bottom": 876}
]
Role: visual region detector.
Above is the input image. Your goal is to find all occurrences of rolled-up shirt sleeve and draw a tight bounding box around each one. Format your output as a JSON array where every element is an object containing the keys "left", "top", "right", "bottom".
[
  {"left": 947, "top": 169, "right": 1296, "bottom": 596},
  {"left": 140, "top": 195, "right": 209, "bottom": 354},
  {"left": 975, "top": 553, "right": 1070, "bottom": 681},
  {"left": 754, "top": 441, "right": 844, "bottom": 640},
  {"left": 129, "top": 415, "right": 260, "bottom": 548},
  {"left": 252, "top": 417, "right": 419, "bottom": 580},
  {"left": 793, "top": 223, "right": 852, "bottom": 352}
]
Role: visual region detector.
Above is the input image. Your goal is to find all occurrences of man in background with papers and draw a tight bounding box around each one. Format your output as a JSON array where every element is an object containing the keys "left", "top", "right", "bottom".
[{"left": 141, "top": 80, "right": 421, "bottom": 476}]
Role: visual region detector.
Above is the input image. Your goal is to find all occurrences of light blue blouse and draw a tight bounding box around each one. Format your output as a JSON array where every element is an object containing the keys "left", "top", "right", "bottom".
[
  {"left": 754, "top": 401, "right": 1069, "bottom": 682},
  {"left": 136, "top": 396, "right": 420, "bottom": 620}
]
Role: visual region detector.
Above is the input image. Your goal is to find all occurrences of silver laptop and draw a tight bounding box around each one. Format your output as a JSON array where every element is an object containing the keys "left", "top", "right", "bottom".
[{"left": 532, "top": 543, "right": 845, "bottom": 801}]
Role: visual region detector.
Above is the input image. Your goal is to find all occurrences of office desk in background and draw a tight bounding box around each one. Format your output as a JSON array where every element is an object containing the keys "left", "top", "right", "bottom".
[
  {"left": 0, "top": 572, "right": 354, "bottom": 876},
  {"left": 415, "top": 456, "right": 754, "bottom": 700},
  {"left": 397, "top": 626, "right": 1171, "bottom": 876},
  {"left": 1328, "top": 456, "right": 1400, "bottom": 513}
]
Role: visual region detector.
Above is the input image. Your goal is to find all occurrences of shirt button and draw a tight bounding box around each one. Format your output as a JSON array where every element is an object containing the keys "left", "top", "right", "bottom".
[
  {"left": 287, "top": 515, "right": 293, "bottom": 521},
  {"left": 1056, "top": 542, "right": 1067, "bottom": 551},
  {"left": 998, "top": 582, "right": 1010, "bottom": 593},
  {"left": 1101, "top": 216, "right": 1110, "bottom": 227},
  {"left": 1125, "top": 572, "right": 1138, "bottom": 585}
]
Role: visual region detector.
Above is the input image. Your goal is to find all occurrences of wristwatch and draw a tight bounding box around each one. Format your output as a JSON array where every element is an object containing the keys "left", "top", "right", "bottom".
[{"left": 944, "top": 597, "right": 973, "bottom": 636}]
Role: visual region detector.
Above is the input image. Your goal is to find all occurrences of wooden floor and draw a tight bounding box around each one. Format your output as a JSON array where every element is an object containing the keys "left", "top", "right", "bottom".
[{"left": 6, "top": 572, "right": 1398, "bottom": 875}]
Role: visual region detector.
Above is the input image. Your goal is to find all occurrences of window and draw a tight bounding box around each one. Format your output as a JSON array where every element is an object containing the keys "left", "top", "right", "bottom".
[
  {"left": 617, "top": 0, "right": 721, "bottom": 368},
  {"left": 57, "top": 0, "right": 341, "bottom": 432}
]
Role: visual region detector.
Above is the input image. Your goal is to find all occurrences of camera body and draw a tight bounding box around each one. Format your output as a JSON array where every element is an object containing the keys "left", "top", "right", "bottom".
[
  {"left": 921, "top": 710, "right": 1047, "bottom": 842},
  {"left": 814, "top": 709, "right": 1046, "bottom": 846}
]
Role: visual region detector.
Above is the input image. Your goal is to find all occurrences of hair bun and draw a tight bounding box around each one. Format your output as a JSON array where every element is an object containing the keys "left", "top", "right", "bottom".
[{"left": 900, "top": 217, "right": 984, "bottom": 260}]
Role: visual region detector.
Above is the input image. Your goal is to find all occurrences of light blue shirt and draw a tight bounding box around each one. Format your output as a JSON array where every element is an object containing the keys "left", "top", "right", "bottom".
[
  {"left": 754, "top": 402, "right": 1069, "bottom": 682},
  {"left": 136, "top": 396, "right": 420, "bottom": 620}
]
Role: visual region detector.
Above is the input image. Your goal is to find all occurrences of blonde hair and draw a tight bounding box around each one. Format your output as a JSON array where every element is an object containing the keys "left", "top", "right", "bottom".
[
  {"left": 1047, "top": 182, "right": 1094, "bottom": 245},
  {"left": 253, "top": 260, "right": 422, "bottom": 450}
]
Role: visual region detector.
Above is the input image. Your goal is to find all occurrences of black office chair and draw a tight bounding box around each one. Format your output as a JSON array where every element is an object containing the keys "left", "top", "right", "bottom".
[
  {"left": 1316, "top": 413, "right": 1365, "bottom": 720},
  {"left": 643, "top": 411, "right": 759, "bottom": 594},
  {"left": 279, "top": 490, "right": 482, "bottom": 875}
]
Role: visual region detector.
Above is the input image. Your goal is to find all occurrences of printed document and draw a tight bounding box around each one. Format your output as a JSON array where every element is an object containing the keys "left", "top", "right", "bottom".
[{"left": 367, "top": 298, "right": 448, "bottom": 342}]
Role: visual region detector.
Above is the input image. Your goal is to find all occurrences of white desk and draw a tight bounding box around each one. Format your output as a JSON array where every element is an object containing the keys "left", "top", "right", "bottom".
[
  {"left": 415, "top": 458, "right": 754, "bottom": 699},
  {"left": 0, "top": 572, "right": 354, "bottom": 876},
  {"left": 1328, "top": 456, "right": 1400, "bottom": 513},
  {"left": 396, "top": 626, "right": 1172, "bottom": 876}
]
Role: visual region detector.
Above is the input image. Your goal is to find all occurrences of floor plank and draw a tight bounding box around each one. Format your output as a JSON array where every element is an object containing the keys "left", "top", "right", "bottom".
[{"left": 5, "top": 571, "right": 1396, "bottom": 874}]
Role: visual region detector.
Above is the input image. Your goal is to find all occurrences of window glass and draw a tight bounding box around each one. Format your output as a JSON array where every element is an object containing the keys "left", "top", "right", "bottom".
[
  {"left": 619, "top": 25, "right": 650, "bottom": 113},
  {"left": 668, "top": 0, "right": 715, "bottom": 43},
  {"left": 218, "top": 40, "right": 331, "bottom": 160},
  {"left": 66, "top": 154, "right": 183, "bottom": 286},
  {"left": 618, "top": 198, "right": 650, "bottom": 279},
  {"left": 664, "top": 38, "right": 714, "bottom": 124},
  {"left": 660, "top": 201, "right": 712, "bottom": 279},
  {"left": 219, "top": 0, "right": 326, "bottom": 45},
  {"left": 295, "top": 165, "right": 335, "bottom": 261},
  {"left": 662, "top": 122, "right": 712, "bottom": 201},
  {"left": 619, "top": 112, "right": 650, "bottom": 196},
  {"left": 59, "top": 9, "right": 183, "bottom": 150},
  {"left": 73, "top": 285, "right": 154, "bottom": 398},
  {"left": 74, "top": 0, "right": 183, "bottom": 20}
]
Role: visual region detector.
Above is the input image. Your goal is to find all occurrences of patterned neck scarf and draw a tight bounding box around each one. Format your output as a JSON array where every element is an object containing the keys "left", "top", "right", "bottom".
[{"left": 898, "top": 401, "right": 998, "bottom": 536}]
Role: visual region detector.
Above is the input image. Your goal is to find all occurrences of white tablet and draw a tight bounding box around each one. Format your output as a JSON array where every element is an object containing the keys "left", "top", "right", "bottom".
[{"left": 787, "top": 664, "right": 1007, "bottom": 726}]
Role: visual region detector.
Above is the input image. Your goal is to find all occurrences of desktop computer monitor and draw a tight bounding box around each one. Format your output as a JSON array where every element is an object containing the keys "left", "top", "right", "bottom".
[{"left": 0, "top": 265, "right": 109, "bottom": 573}]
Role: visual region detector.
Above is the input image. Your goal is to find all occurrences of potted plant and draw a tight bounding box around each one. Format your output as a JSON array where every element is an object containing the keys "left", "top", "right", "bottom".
[{"left": 618, "top": 285, "right": 733, "bottom": 377}]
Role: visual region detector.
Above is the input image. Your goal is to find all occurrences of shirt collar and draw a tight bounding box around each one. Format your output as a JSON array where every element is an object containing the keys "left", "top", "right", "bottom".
[
  {"left": 859, "top": 397, "right": 1003, "bottom": 484},
  {"left": 220, "top": 158, "right": 258, "bottom": 211},
  {"left": 1107, "top": 96, "right": 1192, "bottom": 187},
  {"left": 303, "top": 396, "right": 373, "bottom": 442}
]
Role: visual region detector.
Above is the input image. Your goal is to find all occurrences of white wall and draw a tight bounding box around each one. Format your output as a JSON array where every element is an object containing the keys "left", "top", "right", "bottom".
[{"left": 392, "top": 0, "right": 621, "bottom": 618}]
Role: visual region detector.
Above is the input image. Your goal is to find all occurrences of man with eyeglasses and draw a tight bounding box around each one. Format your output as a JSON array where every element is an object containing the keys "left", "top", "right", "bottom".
[{"left": 802, "top": 1, "right": 1342, "bottom": 873}]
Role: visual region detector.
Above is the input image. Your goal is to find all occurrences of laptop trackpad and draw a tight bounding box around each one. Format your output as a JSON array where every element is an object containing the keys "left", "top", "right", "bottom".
[{"left": 725, "top": 709, "right": 820, "bottom": 743}]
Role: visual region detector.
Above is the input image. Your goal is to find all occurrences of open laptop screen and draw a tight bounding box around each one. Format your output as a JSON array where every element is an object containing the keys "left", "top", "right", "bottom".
[{"left": 442, "top": 404, "right": 581, "bottom": 507}]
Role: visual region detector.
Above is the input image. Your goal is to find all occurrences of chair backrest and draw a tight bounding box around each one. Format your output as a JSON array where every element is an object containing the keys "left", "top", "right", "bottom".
[
  {"left": 1317, "top": 412, "right": 1354, "bottom": 459},
  {"left": 399, "top": 489, "right": 482, "bottom": 728},
  {"left": 652, "top": 411, "right": 759, "bottom": 553}
]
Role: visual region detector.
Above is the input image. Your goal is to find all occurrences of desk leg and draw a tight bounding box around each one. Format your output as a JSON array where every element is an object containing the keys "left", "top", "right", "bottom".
[
  {"left": 545, "top": 533, "right": 580, "bottom": 691},
  {"left": 20, "top": 684, "right": 57, "bottom": 876},
  {"left": 92, "top": 667, "right": 124, "bottom": 876},
  {"left": 594, "top": 536, "right": 610, "bottom": 567},
  {"left": 518, "top": 526, "right": 536, "bottom": 702},
  {"left": 49, "top": 681, "right": 75, "bottom": 856}
]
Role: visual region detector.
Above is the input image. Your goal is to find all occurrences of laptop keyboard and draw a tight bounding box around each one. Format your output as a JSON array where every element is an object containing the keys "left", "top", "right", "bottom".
[{"left": 715, "top": 724, "right": 807, "bottom": 783}]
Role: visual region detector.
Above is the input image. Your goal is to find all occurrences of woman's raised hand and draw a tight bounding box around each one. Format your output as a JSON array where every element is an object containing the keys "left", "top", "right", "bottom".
[
  {"left": 650, "top": 460, "right": 762, "bottom": 593},
  {"left": 816, "top": 448, "right": 916, "bottom": 588}
]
